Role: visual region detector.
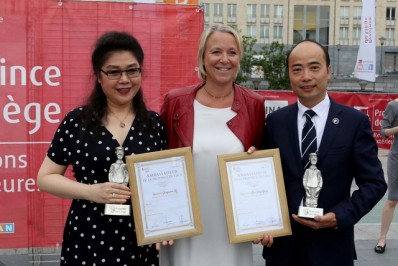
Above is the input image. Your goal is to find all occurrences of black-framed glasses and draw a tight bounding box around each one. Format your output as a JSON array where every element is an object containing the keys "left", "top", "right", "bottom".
[{"left": 100, "top": 68, "right": 142, "bottom": 80}]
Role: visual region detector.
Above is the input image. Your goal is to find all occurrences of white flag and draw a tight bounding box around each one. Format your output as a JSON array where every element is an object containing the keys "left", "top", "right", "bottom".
[{"left": 354, "top": 0, "right": 376, "bottom": 82}]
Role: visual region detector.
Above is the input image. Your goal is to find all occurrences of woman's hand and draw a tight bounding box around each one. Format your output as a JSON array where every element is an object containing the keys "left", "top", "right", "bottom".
[
  {"left": 247, "top": 146, "right": 257, "bottom": 154},
  {"left": 37, "top": 156, "right": 131, "bottom": 203},
  {"left": 253, "top": 233, "right": 273, "bottom": 248},
  {"left": 86, "top": 182, "right": 131, "bottom": 204},
  {"left": 156, "top": 240, "right": 174, "bottom": 250}
]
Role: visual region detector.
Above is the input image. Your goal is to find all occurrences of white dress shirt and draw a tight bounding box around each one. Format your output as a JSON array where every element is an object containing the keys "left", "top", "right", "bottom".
[{"left": 297, "top": 94, "right": 330, "bottom": 153}]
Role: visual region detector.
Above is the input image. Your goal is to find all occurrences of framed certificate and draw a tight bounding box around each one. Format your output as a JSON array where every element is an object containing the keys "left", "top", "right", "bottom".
[
  {"left": 126, "top": 147, "right": 203, "bottom": 246},
  {"left": 218, "top": 148, "right": 291, "bottom": 244}
]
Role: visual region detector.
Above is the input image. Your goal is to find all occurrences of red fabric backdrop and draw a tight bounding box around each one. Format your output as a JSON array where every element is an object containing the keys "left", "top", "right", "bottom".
[
  {"left": 0, "top": 0, "right": 203, "bottom": 249},
  {"left": 0, "top": 0, "right": 395, "bottom": 250},
  {"left": 257, "top": 90, "right": 398, "bottom": 150}
]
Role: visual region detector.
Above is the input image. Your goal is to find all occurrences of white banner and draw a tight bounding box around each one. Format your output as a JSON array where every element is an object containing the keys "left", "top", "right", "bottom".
[{"left": 353, "top": 0, "right": 376, "bottom": 82}]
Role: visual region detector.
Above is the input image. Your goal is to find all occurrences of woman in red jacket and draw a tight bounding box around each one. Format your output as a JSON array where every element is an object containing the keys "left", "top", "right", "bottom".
[{"left": 159, "top": 24, "right": 272, "bottom": 266}]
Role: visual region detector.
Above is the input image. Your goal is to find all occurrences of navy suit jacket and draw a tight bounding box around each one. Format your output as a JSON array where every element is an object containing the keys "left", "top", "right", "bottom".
[{"left": 262, "top": 98, "right": 387, "bottom": 266}]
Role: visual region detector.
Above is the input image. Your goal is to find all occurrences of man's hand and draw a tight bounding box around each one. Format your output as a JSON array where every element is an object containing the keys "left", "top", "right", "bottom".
[{"left": 292, "top": 212, "right": 337, "bottom": 230}]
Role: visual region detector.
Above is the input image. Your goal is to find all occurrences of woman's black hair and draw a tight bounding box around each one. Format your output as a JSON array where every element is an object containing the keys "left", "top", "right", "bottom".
[{"left": 80, "top": 31, "right": 154, "bottom": 135}]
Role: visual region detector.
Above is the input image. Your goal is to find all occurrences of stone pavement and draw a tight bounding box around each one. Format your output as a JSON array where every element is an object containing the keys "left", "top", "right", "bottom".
[{"left": 1, "top": 150, "right": 397, "bottom": 265}]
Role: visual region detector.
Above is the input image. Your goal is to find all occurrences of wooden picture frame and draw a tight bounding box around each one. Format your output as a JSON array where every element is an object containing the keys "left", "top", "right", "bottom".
[
  {"left": 126, "top": 147, "right": 203, "bottom": 246},
  {"left": 217, "top": 148, "right": 291, "bottom": 243}
]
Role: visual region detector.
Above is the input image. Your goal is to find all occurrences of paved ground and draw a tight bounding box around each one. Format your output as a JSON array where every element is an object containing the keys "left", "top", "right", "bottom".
[{"left": 1, "top": 149, "right": 397, "bottom": 265}]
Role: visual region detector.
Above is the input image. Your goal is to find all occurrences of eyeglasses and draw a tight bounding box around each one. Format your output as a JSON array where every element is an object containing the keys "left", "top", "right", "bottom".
[{"left": 100, "top": 68, "right": 142, "bottom": 80}]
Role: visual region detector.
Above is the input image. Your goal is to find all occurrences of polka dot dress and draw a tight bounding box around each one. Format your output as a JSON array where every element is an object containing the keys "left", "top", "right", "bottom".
[{"left": 47, "top": 107, "right": 166, "bottom": 265}]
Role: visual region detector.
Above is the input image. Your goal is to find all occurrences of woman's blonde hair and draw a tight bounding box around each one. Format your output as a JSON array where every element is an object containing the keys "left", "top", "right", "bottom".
[{"left": 197, "top": 24, "right": 243, "bottom": 81}]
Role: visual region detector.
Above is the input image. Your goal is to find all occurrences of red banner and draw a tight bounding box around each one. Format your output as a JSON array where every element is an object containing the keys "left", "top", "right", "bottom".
[
  {"left": 0, "top": 0, "right": 395, "bottom": 251},
  {"left": 163, "top": 0, "right": 200, "bottom": 4},
  {"left": 0, "top": 0, "right": 203, "bottom": 249},
  {"left": 257, "top": 90, "right": 398, "bottom": 150}
]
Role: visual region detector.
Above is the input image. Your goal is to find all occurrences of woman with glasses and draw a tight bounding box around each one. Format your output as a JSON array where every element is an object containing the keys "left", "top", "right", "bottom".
[{"left": 37, "top": 31, "right": 166, "bottom": 265}]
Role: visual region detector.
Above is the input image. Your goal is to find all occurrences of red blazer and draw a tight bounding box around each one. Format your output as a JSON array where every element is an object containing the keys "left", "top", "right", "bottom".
[{"left": 160, "top": 83, "right": 265, "bottom": 150}]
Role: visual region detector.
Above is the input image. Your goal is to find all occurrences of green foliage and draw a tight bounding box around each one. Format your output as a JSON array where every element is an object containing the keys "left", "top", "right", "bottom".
[
  {"left": 229, "top": 25, "right": 290, "bottom": 89},
  {"left": 236, "top": 35, "right": 258, "bottom": 84},
  {"left": 258, "top": 42, "right": 290, "bottom": 90}
]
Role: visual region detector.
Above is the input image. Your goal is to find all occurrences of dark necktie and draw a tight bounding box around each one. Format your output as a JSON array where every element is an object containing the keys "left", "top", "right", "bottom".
[{"left": 301, "top": 110, "right": 317, "bottom": 169}]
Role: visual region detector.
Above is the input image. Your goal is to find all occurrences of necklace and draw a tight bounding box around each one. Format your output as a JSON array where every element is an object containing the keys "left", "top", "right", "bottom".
[
  {"left": 109, "top": 109, "right": 130, "bottom": 128},
  {"left": 203, "top": 85, "right": 233, "bottom": 99}
]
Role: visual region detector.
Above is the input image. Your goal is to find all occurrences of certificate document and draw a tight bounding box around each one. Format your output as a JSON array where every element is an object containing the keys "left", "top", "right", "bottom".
[
  {"left": 226, "top": 157, "right": 283, "bottom": 234},
  {"left": 126, "top": 147, "right": 202, "bottom": 246},
  {"left": 218, "top": 149, "right": 291, "bottom": 243},
  {"left": 134, "top": 156, "right": 194, "bottom": 236}
]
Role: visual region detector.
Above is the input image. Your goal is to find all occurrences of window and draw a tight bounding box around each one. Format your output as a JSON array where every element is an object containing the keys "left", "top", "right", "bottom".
[
  {"left": 319, "top": 6, "right": 329, "bottom": 45},
  {"left": 274, "top": 25, "right": 283, "bottom": 41},
  {"left": 294, "top": 5, "right": 304, "bottom": 43},
  {"left": 260, "top": 25, "right": 269, "bottom": 39},
  {"left": 260, "top": 4, "right": 270, "bottom": 19},
  {"left": 386, "top": 28, "right": 395, "bottom": 42},
  {"left": 274, "top": 5, "right": 283, "bottom": 23},
  {"left": 306, "top": 6, "right": 317, "bottom": 40},
  {"left": 203, "top": 3, "right": 210, "bottom": 22},
  {"left": 353, "top": 27, "right": 361, "bottom": 40},
  {"left": 247, "top": 25, "right": 257, "bottom": 38},
  {"left": 387, "top": 7, "right": 396, "bottom": 20},
  {"left": 293, "top": 5, "right": 330, "bottom": 45},
  {"left": 352, "top": 27, "right": 361, "bottom": 45},
  {"left": 274, "top": 5, "right": 283, "bottom": 19},
  {"left": 247, "top": 4, "right": 256, "bottom": 23},
  {"left": 340, "top": 6, "right": 349, "bottom": 25},
  {"left": 260, "top": 25, "right": 270, "bottom": 43},
  {"left": 214, "top": 3, "right": 223, "bottom": 23},
  {"left": 227, "top": 4, "right": 237, "bottom": 23},
  {"left": 339, "top": 27, "right": 349, "bottom": 44},
  {"left": 353, "top": 6, "right": 361, "bottom": 25}
]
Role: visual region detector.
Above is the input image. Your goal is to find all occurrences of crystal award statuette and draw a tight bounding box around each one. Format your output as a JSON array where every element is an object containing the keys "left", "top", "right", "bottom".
[
  {"left": 104, "top": 146, "right": 131, "bottom": 216},
  {"left": 298, "top": 153, "right": 324, "bottom": 218}
]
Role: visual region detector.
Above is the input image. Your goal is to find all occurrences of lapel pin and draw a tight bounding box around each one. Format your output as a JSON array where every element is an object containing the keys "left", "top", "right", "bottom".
[{"left": 332, "top": 118, "right": 339, "bottom": 124}]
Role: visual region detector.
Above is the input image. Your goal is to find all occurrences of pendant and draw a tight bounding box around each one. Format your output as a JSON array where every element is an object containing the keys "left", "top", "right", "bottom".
[{"left": 120, "top": 122, "right": 125, "bottom": 128}]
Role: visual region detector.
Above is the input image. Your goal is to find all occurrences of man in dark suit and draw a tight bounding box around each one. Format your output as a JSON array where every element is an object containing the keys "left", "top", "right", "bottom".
[{"left": 262, "top": 40, "right": 387, "bottom": 266}]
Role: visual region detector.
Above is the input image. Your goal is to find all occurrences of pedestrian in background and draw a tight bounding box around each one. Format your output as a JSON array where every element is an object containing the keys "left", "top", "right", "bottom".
[{"left": 375, "top": 98, "right": 398, "bottom": 254}]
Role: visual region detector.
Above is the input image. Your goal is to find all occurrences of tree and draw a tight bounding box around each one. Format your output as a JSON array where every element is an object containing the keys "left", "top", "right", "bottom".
[
  {"left": 236, "top": 35, "right": 258, "bottom": 84},
  {"left": 258, "top": 42, "right": 290, "bottom": 90},
  {"left": 228, "top": 25, "right": 289, "bottom": 89}
]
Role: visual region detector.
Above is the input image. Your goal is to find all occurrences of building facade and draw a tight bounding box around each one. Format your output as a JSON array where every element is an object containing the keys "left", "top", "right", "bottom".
[{"left": 201, "top": 0, "right": 398, "bottom": 77}]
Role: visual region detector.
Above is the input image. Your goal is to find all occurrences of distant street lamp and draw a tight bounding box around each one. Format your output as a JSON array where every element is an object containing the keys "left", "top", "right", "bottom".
[
  {"left": 252, "top": 78, "right": 261, "bottom": 90},
  {"left": 336, "top": 44, "right": 341, "bottom": 76},
  {"left": 379, "top": 36, "right": 386, "bottom": 75},
  {"left": 359, "top": 80, "right": 368, "bottom": 90}
]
